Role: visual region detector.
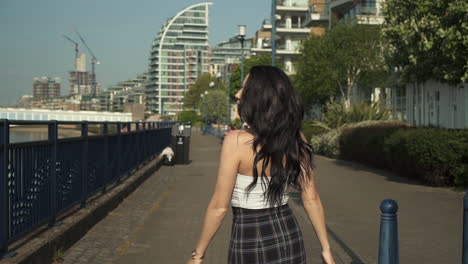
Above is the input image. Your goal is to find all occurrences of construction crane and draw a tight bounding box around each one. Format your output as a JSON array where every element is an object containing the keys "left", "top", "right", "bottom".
[
  {"left": 63, "top": 35, "right": 81, "bottom": 95},
  {"left": 73, "top": 27, "right": 100, "bottom": 96},
  {"left": 63, "top": 34, "right": 79, "bottom": 66}
]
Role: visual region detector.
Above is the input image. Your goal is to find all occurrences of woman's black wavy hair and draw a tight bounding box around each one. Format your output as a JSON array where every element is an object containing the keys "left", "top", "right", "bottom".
[{"left": 238, "top": 65, "right": 315, "bottom": 206}]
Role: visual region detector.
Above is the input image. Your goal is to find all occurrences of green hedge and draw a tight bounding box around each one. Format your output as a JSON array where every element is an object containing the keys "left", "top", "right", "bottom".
[
  {"left": 311, "top": 120, "right": 409, "bottom": 159},
  {"left": 339, "top": 126, "right": 468, "bottom": 187},
  {"left": 339, "top": 122, "right": 409, "bottom": 169}
]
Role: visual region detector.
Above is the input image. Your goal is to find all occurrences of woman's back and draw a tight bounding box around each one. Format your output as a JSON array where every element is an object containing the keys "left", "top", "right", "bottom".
[{"left": 234, "top": 130, "right": 273, "bottom": 177}]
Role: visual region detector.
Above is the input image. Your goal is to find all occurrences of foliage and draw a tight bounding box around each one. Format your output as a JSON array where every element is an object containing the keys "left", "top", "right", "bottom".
[
  {"left": 339, "top": 122, "right": 411, "bottom": 168},
  {"left": 232, "top": 118, "right": 243, "bottom": 129},
  {"left": 339, "top": 125, "right": 468, "bottom": 187},
  {"left": 311, "top": 120, "right": 407, "bottom": 158},
  {"left": 192, "top": 120, "right": 203, "bottom": 128},
  {"left": 384, "top": 128, "right": 468, "bottom": 186},
  {"left": 312, "top": 99, "right": 393, "bottom": 131},
  {"left": 302, "top": 120, "right": 328, "bottom": 142},
  {"left": 177, "top": 110, "right": 199, "bottom": 123},
  {"left": 310, "top": 129, "right": 341, "bottom": 158},
  {"left": 199, "top": 89, "right": 228, "bottom": 123},
  {"left": 295, "top": 22, "right": 388, "bottom": 108},
  {"left": 228, "top": 54, "right": 282, "bottom": 102},
  {"left": 184, "top": 73, "right": 226, "bottom": 110},
  {"left": 382, "top": 0, "right": 468, "bottom": 85}
]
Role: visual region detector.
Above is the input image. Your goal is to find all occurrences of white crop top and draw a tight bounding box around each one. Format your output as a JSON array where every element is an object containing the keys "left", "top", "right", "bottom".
[{"left": 231, "top": 173, "right": 289, "bottom": 209}]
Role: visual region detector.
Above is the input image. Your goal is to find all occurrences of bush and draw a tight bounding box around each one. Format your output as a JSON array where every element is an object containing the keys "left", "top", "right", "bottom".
[
  {"left": 312, "top": 120, "right": 408, "bottom": 159},
  {"left": 339, "top": 124, "right": 468, "bottom": 187},
  {"left": 232, "top": 118, "right": 243, "bottom": 130},
  {"left": 314, "top": 99, "right": 393, "bottom": 130},
  {"left": 384, "top": 128, "right": 468, "bottom": 186},
  {"left": 339, "top": 121, "right": 410, "bottom": 168},
  {"left": 177, "top": 111, "right": 200, "bottom": 123},
  {"left": 310, "top": 129, "right": 341, "bottom": 158},
  {"left": 302, "top": 120, "right": 328, "bottom": 141}
]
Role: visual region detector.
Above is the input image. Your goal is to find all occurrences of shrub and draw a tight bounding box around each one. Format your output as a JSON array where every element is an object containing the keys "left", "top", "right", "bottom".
[
  {"left": 177, "top": 111, "right": 200, "bottom": 123},
  {"left": 339, "top": 121, "right": 410, "bottom": 168},
  {"left": 310, "top": 129, "right": 341, "bottom": 158},
  {"left": 312, "top": 120, "right": 407, "bottom": 158},
  {"left": 302, "top": 120, "right": 328, "bottom": 141},
  {"left": 339, "top": 124, "right": 468, "bottom": 187},
  {"left": 313, "top": 99, "right": 393, "bottom": 131},
  {"left": 384, "top": 128, "right": 468, "bottom": 186}
]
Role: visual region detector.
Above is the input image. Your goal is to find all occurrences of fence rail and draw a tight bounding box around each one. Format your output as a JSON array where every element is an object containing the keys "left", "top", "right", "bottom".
[{"left": 0, "top": 119, "right": 174, "bottom": 256}]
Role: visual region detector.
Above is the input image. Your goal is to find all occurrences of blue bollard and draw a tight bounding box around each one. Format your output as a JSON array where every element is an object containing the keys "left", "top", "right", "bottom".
[
  {"left": 378, "top": 199, "right": 399, "bottom": 264},
  {"left": 463, "top": 191, "right": 468, "bottom": 264}
]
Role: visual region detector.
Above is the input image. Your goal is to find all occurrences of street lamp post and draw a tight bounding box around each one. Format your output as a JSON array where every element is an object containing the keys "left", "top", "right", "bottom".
[
  {"left": 216, "top": 71, "right": 222, "bottom": 138},
  {"left": 200, "top": 90, "right": 209, "bottom": 133},
  {"left": 209, "top": 82, "right": 215, "bottom": 135},
  {"left": 238, "top": 25, "right": 247, "bottom": 89},
  {"left": 271, "top": 0, "right": 277, "bottom": 66},
  {"left": 226, "top": 58, "right": 233, "bottom": 125}
]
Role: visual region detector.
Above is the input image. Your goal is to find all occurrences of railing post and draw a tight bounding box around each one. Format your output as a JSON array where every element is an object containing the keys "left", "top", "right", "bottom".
[
  {"left": 48, "top": 121, "right": 61, "bottom": 227},
  {"left": 102, "top": 122, "right": 108, "bottom": 194},
  {"left": 378, "top": 199, "right": 399, "bottom": 264},
  {"left": 0, "top": 119, "right": 10, "bottom": 256},
  {"left": 80, "top": 121, "right": 89, "bottom": 208},
  {"left": 463, "top": 191, "right": 468, "bottom": 264},
  {"left": 116, "top": 123, "right": 122, "bottom": 184}
]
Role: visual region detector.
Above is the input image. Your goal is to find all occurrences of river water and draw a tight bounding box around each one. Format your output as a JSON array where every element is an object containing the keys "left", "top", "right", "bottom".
[{"left": 10, "top": 130, "right": 48, "bottom": 143}]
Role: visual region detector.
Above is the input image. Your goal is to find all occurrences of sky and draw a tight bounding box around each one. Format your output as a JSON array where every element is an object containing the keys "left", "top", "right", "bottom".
[{"left": 0, "top": 0, "right": 271, "bottom": 106}]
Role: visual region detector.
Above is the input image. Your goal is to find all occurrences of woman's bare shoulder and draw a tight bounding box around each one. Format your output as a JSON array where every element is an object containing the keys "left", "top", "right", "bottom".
[{"left": 224, "top": 129, "right": 254, "bottom": 146}]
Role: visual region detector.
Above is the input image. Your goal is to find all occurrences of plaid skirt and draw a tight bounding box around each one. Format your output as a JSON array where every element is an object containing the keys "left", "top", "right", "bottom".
[{"left": 228, "top": 204, "right": 306, "bottom": 264}]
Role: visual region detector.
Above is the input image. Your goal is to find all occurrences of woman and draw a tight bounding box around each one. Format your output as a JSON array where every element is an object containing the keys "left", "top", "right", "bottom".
[{"left": 188, "top": 66, "right": 335, "bottom": 264}]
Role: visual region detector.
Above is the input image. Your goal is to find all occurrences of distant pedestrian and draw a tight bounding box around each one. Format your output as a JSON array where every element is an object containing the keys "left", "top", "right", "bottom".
[{"left": 188, "top": 66, "right": 336, "bottom": 264}]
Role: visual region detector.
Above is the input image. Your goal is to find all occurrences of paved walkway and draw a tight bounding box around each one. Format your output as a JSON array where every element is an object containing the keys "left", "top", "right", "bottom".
[{"left": 57, "top": 131, "right": 464, "bottom": 264}]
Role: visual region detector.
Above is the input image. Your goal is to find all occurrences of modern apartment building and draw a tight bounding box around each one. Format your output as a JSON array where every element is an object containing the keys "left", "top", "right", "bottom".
[
  {"left": 330, "top": 0, "right": 384, "bottom": 25},
  {"left": 251, "top": 0, "right": 312, "bottom": 74},
  {"left": 99, "top": 73, "right": 148, "bottom": 112},
  {"left": 33, "top": 77, "right": 61, "bottom": 100},
  {"left": 303, "top": 0, "right": 330, "bottom": 29},
  {"left": 146, "top": 2, "right": 212, "bottom": 115},
  {"left": 210, "top": 36, "right": 253, "bottom": 80}
]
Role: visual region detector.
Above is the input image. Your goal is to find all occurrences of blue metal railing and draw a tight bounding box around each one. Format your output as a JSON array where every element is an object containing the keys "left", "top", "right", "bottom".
[{"left": 0, "top": 119, "right": 174, "bottom": 257}]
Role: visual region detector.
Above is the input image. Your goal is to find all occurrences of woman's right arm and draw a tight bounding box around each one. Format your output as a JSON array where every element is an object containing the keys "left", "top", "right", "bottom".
[
  {"left": 300, "top": 169, "right": 331, "bottom": 249},
  {"left": 299, "top": 145, "right": 335, "bottom": 264}
]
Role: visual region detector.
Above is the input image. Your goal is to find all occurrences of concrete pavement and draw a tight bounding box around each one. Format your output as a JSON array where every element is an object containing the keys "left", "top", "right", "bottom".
[{"left": 57, "top": 131, "right": 465, "bottom": 264}]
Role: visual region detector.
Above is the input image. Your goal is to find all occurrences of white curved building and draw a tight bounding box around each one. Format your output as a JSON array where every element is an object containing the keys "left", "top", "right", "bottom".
[{"left": 146, "top": 2, "right": 213, "bottom": 115}]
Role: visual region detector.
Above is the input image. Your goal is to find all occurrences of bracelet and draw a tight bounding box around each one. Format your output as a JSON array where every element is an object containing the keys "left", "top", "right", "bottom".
[{"left": 191, "top": 249, "right": 204, "bottom": 260}]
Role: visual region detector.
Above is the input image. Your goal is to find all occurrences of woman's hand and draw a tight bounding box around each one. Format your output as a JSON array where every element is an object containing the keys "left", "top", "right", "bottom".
[{"left": 321, "top": 249, "right": 336, "bottom": 264}]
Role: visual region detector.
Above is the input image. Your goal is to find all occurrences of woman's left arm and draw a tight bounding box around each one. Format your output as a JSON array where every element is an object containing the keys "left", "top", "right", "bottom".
[{"left": 189, "top": 132, "right": 240, "bottom": 262}]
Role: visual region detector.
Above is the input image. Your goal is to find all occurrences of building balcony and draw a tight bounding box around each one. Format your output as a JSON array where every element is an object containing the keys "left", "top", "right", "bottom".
[
  {"left": 177, "top": 35, "right": 208, "bottom": 40},
  {"left": 330, "top": 0, "right": 354, "bottom": 13},
  {"left": 276, "top": 5, "right": 309, "bottom": 14},
  {"left": 302, "top": 4, "right": 330, "bottom": 27},
  {"left": 251, "top": 46, "right": 301, "bottom": 56},
  {"left": 355, "top": 14, "right": 384, "bottom": 24},
  {"left": 182, "top": 29, "right": 208, "bottom": 33},
  {"left": 276, "top": 26, "right": 310, "bottom": 34},
  {"left": 184, "top": 23, "right": 208, "bottom": 27}
]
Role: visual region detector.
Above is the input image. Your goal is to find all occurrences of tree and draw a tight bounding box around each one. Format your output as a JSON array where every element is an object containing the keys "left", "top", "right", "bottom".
[
  {"left": 177, "top": 110, "right": 200, "bottom": 123},
  {"left": 382, "top": 0, "right": 468, "bottom": 85},
  {"left": 295, "top": 22, "right": 388, "bottom": 108},
  {"left": 199, "top": 89, "right": 228, "bottom": 123},
  {"left": 228, "top": 54, "right": 282, "bottom": 101},
  {"left": 183, "top": 73, "right": 225, "bottom": 110}
]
